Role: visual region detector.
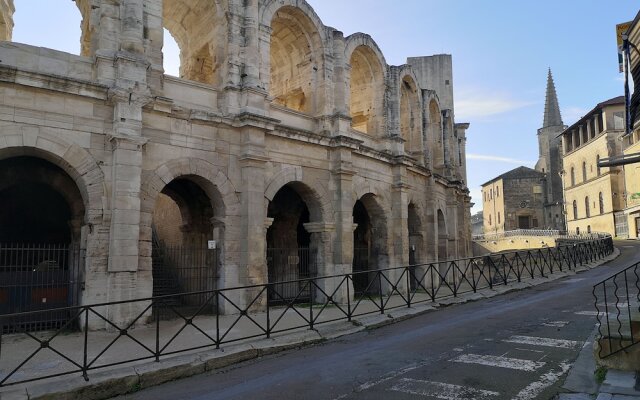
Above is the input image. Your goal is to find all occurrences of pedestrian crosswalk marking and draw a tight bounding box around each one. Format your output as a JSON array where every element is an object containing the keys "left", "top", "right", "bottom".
[
  {"left": 451, "top": 354, "right": 545, "bottom": 372},
  {"left": 504, "top": 335, "right": 583, "bottom": 349},
  {"left": 389, "top": 379, "right": 500, "bottom": 399},
  {"left": 542, "top": 321, "right": 569, "bottom": 327}
]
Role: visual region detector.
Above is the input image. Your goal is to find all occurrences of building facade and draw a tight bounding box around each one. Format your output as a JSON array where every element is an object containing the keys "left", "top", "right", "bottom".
[
  {"left": 622, "top": 10, "right": 640, "bottom": 238},
  {"left": 561, "top": 97, "right": 627, "bottom": 236},
  {"left": 481, "top": 167, "right": 545, "bottom": 234},
  {"left": 0, "top": 0, "right": 471, "bottom": 326}
]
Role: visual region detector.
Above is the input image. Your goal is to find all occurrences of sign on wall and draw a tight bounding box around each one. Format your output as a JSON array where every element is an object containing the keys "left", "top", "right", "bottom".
[{"left": 617, "top": 21, "right": 632, "bottom": 73}]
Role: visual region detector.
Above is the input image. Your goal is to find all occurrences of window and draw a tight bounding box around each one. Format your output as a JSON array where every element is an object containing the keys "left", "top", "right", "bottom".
[
  {"left": 582, "top": 162, "right": 587, "bottom": 182},
  {"left": 570, "top": 167, "right": 575, "bottom": 186},
  {"left": 585, "top": 197, "right": 590, "bottom": 218},
  {"left": 613, "top": 111, "right": 625, "bottom": 130},
  {"left": 576, "top": 227, "right": 580, "bottom": 235},
  {"left": 497, "top": 187, "right": 500, "bottom": 197},
  {"left": 498, "top": 212, "right": 501, "bottom": 224},
  {"left": 587, "top": 225, "right": 592, "bottom": 234},
  {"left": 490, "top": 189, "right": 493, "bottom": 200},
  {"left": 573, "top": 200, "right": 578, "bottom": 220},
  {"left": 489, "top": 214, "right": 492, "bottom": 225},
  {"left": 596, "top": 155, "right": 601, "bottom": 176},
  {"left": 599, "top": 192, "right": 604, "bottom": 214}
]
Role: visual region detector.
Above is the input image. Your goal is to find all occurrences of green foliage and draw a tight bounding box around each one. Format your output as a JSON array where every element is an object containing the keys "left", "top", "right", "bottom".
[{"left": 594, "top": 366, "right": 607, "bottom": 384}]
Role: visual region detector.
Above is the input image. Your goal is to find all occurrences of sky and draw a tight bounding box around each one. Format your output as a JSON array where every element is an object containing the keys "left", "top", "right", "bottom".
[{"left": 11, "top": 1, "right": 639, "bottom": 214}]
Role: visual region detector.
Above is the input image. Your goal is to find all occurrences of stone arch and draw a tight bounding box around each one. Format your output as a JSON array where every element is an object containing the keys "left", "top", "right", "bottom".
[
  {"left": 139, "top": 158, "right": 240, "bottom": 298},
  {"left": 398, "top": 68, "right": 423, "bottom": 156},
  {"left": 160, "top": 0, "right": 227, "bottom": 85},
  {"left": 345, "top": 34, "right": 387, "bottom": 135},
  {"left": 0, "top": 129, "right": 105, "bottom": 225},
  {"left": 427, "top": 98, "right": 444, "bottom": 169},
  {"left": 264, "top": 167, "right": 333, "bottom": 223},
  {"left": 141, "top": 158, "right": 240, "bottom": 222},
  {"left": 262, "top": 2, "right": 327, "bottom": 114}
]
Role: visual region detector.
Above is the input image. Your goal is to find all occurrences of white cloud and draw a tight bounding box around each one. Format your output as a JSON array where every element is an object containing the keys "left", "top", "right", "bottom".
[
  {"left": 467, "top": 153, "right": 535, "bottom": 165},
  {"left": 455, "top": 88, "right": 536, "bottom": 120}
]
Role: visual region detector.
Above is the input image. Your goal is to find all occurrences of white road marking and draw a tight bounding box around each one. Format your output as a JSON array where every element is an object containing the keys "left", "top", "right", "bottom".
[
  {"left": 515, "top": 348, "right": 544, "bottom": 354},
  {"left": 504, "top": 335, "right": 583, "bottom": 349},
  {"left": 511, "top": 361, "right": 571, "bottom": 400},
  {"left": 389, "top": 379, "right": 500, "bottom": 399},
  {"left": 575, "top": 311, "right": 609, "bottom": 316},
  {"left": 451, "top": 354, "right": 546, "bottom": 372},
  {"left": 542, "top": 321, "right": 569, "bottom": 327},
  {"left": 563, "top": 278, "right": 586, "bottom": 283}
]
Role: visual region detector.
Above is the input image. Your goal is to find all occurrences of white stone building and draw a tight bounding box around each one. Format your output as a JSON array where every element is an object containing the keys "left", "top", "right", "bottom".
[{"left": 0, "top": 0, "right": 471, "bottom": 327}]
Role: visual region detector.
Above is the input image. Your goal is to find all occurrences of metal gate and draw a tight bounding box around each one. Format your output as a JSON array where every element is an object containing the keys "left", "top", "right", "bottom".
[
  {"left": 267, "top": 247, "right": 316, "bottom": 304},
  {"left": 0, "top": 243, "right": 84, "bottom": 332},
  {"left": 353, "top": 246, "right": 380, "bottom": 296},
  {"left": 152, "top": 237, "right": 218, "bottom": 317}
]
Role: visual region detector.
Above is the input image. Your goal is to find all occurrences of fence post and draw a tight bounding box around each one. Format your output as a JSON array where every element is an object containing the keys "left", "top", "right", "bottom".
[
  {"left": 406, "top": 266, "right": 412, "bottom": 308},
  {"left": 347, "top": 275, "right": 352, "bottom": 321},
  {"left": 155, "top": 299, "right": 161, "bottom": 360},
  {"left": 83, "top": 307, "right": 89, "bottom": 381},
  {"left": 215, "top": 291, "right": 220, "bottom": 348}
]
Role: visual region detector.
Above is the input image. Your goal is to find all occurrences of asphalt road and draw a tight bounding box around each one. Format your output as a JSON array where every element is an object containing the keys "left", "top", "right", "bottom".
[{"left": 117, "top": 241, "right": 640, "bottom": 400}]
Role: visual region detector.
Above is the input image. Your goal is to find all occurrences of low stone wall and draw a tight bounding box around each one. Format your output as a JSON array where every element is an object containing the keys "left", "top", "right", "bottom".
[{"left": 473, "top": 236, "right": 557, "bottom": 255}]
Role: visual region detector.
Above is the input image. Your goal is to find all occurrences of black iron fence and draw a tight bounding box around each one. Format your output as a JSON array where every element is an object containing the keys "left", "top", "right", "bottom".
[
  {"left": 267, "top": 247, "right": 316, "bottom": 304},
  {"left": 0, "top": 243, "right": 84, "bottom": 333},
  {"left": 152, "top": 244, "right": 218, "bottom": 318},
  {"left": 594, "top": 260, "right": 640, "bottom": 358},
  {"left": 0, "top": 237, "right": 613, "bottom": 387}
]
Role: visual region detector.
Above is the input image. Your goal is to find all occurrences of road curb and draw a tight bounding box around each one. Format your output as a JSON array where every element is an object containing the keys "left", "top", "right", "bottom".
[{"left": 3, "top": 248, "right": 619, "bottom": 400}]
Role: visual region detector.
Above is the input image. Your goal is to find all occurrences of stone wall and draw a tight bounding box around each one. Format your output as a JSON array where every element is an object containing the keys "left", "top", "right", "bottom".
[{"left": 0, "top": 0, "right": 472, "bottom": 327}]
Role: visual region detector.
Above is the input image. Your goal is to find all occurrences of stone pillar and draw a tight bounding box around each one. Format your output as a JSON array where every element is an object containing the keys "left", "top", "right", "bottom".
[
  {"left": 442, "top": 110, "right": 452, "bottom": 172},
  {"left": 390, "top": 165, "right": 410, "bottom": 295},
  {"left": 304, "top": 222, "right": 344, "bottom": 303},
  {"left": 236, "top": 125, "right": 269, "bottom": 312},
  {"left": 331, "top": 142, "right": 357, "bottom": 301}
]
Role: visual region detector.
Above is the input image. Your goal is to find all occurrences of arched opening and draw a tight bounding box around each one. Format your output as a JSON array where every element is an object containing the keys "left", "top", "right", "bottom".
[
  {"left": 152, "top": 176, "right": 220, "bottom": 314},
  {"left": 266, "top": 184, "right": 318, "bottom": 304},
  {"left": 269, "top": 6, "right": 321, "bottom": 113},
  {"left": 437, "top": 209, "right": 448, "bottom": 261},
  {"left": 349, "top": 45, "right": 385, "bottom": 134},
  {"left": 429, "top": 100, "right": 444, "bottom": 168},
  {"left": 599, "top": 192, "right": 604, "bottom": 214},
  {"left": 570, "top": 167, "right": 576, "bottom": 186},
  {"left": 0, "top": 157, "right": 85, "bottom": 327},
  {"left": 400, "top": 76, "right": 422, "bottom": 156},
  {"left": 585, "top": 196, "right": 591, "bottom": 218},
  {"left": 573, "top": 200, "right": 578, "bottom": 220},
  {"left": 582, "top": 161, "right": 587, "bottom": 182},
  {"left": 407, "top": 203, "right": 422, "bottom": 290},
  {"left": 352, "top": 194, "right": 388, "bottom": 296},
  {"left": 162, "top": 0, "right": 224, "bottom": 85},
  {"left": 11, "top": 1, "right": 90, "bottom": 56}
]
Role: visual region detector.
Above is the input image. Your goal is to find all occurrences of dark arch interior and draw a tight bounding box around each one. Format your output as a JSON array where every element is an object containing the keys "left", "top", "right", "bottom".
[
  {"left": 267, "top": 185, "right": 310, "bottom": 249},
  {"left": 152, "top": 177, "right": 216, "bottom": 307},
  {"left": 266, "top": 185, "right": 312, "bottom": 304},
  {"left": 0, "top": 157, "right": 83, "bottom": 244},
  {"left": 352, "top": 199, "right": 379, "bottom": 295}
]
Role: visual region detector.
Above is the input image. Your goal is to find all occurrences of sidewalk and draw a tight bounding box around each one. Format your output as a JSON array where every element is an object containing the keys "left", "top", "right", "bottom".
[
  {"left": 559, "top": 327, "right": 640, "bottom": 400},
  {"left": 0, "top": 248, "right": 620, "bottom": 400}
]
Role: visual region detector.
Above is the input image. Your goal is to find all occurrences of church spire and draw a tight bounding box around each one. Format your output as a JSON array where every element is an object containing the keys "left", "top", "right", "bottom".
[{"left": 543, "top": 68, "right": 563, "bottom": 128}]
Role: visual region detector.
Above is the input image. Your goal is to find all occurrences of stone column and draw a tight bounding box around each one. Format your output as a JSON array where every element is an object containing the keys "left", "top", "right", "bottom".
[
  {"left": 304, "top": 222, "right": 343, "bottom": 303},
  {"left": 331, "top": 142, "right": 357, "bottom": 302},
  {"left": 442, "top": 110, "right": 452, "bottom": 172},
  {"left": 236, "top": 125, "right": 269, "bottom": 313},
  {"left": 390, "top": 164, "right": 410, "bottom": 295}
]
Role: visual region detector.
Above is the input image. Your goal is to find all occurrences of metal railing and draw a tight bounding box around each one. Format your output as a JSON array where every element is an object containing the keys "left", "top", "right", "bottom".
[
  {"left": 473, "top": 229, "right": 609, "bottom": 242},
  {"left": 0, "top": 237, "right": 613, "bottom": 388},
  {"left": 594, "top": 260, "right": 640, "bottom": 358},
  {"left": 0, "top": 243, "right": 84, "bottom": 333}
]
